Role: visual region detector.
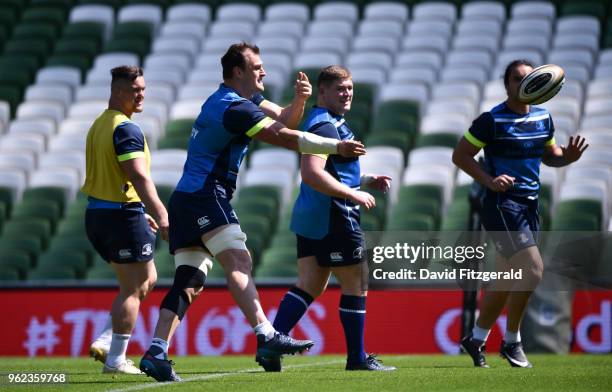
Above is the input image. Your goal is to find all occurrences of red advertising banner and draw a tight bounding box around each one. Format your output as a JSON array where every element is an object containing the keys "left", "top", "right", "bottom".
[{"left": 0, "top": 288, "right": 609, "bottom": 356}]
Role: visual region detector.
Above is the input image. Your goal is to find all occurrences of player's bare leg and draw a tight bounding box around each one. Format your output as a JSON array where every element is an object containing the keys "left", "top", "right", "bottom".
[{"left": 105, "top": 261, "right": 156, "bottom": 374}]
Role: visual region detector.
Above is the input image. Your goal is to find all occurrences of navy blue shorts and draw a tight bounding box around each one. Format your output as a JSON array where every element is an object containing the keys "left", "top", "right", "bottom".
[
  {"left": 168, "top": 189, "right": 239, "bottom": 254},
  {"left": 85, "top": 208, "right": 156, "bottom": 263},
  {"left": 297, "top": 230, "right": 366, "bottom": 267},
  {"left": 481, "top": 194, "right": 540, "bottom": 259}
]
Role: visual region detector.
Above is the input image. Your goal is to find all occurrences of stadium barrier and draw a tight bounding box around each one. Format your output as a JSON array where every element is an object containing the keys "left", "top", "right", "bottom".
[{"left": 0, "top": 287, "right": 609, "bottom": 356}]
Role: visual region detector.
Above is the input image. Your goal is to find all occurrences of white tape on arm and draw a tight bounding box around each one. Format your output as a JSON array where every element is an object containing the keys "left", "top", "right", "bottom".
[{"left": 297, "top": 131, "right": 339, "bottom": 154}]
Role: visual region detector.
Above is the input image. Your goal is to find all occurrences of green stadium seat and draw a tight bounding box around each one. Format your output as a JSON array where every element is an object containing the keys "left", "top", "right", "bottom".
[
  {"left": 0, "top": 6, "right": 19, "bottom": 33},
  {"left": 0, "top": 67, "right": 32, "bottom": 92},
  {"left": 365, "top": 130, "right": 413, "bottom": 155},
  {"left": 0, "top": 87, "right": 21, "bottom": 119},
  {"left": 165, "top": 118, "right": 196, "bottom": 138},
  {"left": 0, "top": 250, "right": 30, "bottom": 279},
  {"left": 112, "top": 21, "right": 153, "bottom": 43},
  {"left": 550, "top": 213, "right": 599, "bottom": 231},
  {"left": 12, "top": 23, "right": 59, "bottom": 47},
  {"left": 21, "top": 6, "right": 67, "bottom": 30},
  {"left": 28, "top": 265, "right": 77, "bottom": 280},
  {"left": 56, "top": 217, "right": 87, "bottom": 236},
  {"left": 561, "top": 0, "right": 606, "bottom": 19},
  {"left": 238, "top": 185, "right": 281, "bottom": 211},
  {"left": 269, "top": 230, "right": 297, "bottom": 248},
  {"left": 12, "top": 200, "right": 61, "bottom": 231},
  {"left": 104, "top": 38, "right": 150, "bottom": 60},
  {"left": 158, "top": 136, "right": 189, "bottom": 150},
  {"left": 153, "top": 251, "right": 176, "bottom": 279},
  {"left": 392, "top": 198, "right": 441, "bottom": 229},
  {"left": 156, "top": 185, "right": 174, "bottom": 208},
  {"left": 2, "top": 218, "right": 52, "bottom": 249},
  {"left": 23, "top": 186, "right": 67, "bottom": 215},
  {"left": 555, "top": 199, "right": 602, "bottom": 228},
  {"left": 38, "top": 251, "right": 89, "bottom": 279},
  {"left": 415, "top": 133, "right": 459, "bottom": 149},
  {"left": 49, "top": 236, "right": 95, "bottom": 265},
  {"left": 399, "top": 185, "right": 444, "bottom": 207},
  {"left": 255, "top": 246, "right": 297, "bottom": 278},
  {"left": 386, "top": 213, "right": 435, "bottom": 231},
  {"left": 0, "top": 266, "right": 21, "bottom": 281},
  {"left": 0, "top": 236, "right": 42, "bottom": 266},
  {"left": 361, "top": 213, "right": 382, "bottom": 231},
  {"left": 63, "top": 22, "right": 105, "bottom": 47},
  {"left": 3, "top": 39, "right": 52, "bottom": 64},
  {"left": 55, "top": 38, "right": 99, "bottom": 58},
  {"left": 371, "top": 100, "right": 419, "bottom": 134},
  {"left": 76, "top": 0, "right": 123, "bottom": 8},
  {"left": 234, "top": 196, "right": 278, "bottom": 226}
]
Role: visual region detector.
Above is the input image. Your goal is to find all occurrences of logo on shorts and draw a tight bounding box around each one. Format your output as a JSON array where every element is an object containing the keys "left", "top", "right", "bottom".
[
  {"left": 141, "top": 243, "right": 153, "bottom": 256},
  {"left": 197, "top": 216, "right": 211, "bottom": 228},
  {"left": 352, "top": 247, "right": 363, "bottom": 259},
  {"left": 118, "top": 249, "right": 132, "bottom": 259},
  {"left": 330, "top": 252, "right": 344, "bottom": 262},
  {"left": 518, "top": 233, "right": 530, "bottom": 244}
]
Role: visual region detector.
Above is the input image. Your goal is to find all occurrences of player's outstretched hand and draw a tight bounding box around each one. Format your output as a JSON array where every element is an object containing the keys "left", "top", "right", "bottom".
[
  {"left": 338, "top": 140, "right": 366, "bottom": 157},
  {"left": 366, "top": 175, "right": 392, "bottom": 193},
  {"left": 488, "top": 174, "right": 515, "bottom": 192},
  {"left": 563, "top": 135, "right": 589, "bottom": 163},
  {"left": 294, "top": 72, "right": 312, "bottom": 101},
  {"left": 350, "top": 190, "right": 376, "bottom": 210}
]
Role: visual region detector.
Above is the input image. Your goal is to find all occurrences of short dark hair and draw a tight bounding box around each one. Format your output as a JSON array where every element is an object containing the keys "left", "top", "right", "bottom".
[
  {"left": 503, "top": 59, "right": 534, "bottom": 87},
  {"left": 221, "top": 42, "right": 260, "bottom": 80},
  {"left": 317, "top": 65, "right": 351, "bottom": 88},
  {"left": 110, "top": 65, "right": 143, "bottom": 84}
]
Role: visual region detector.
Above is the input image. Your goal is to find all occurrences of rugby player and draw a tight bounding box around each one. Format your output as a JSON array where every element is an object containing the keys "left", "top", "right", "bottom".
[{"left": 453, "top": 59, "right": 588, "bottom": 368}]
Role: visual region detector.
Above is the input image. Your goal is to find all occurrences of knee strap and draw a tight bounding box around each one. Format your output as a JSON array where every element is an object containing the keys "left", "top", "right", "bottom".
[{"left": 160, "top": 265, "right": 206, "bottom": 320}]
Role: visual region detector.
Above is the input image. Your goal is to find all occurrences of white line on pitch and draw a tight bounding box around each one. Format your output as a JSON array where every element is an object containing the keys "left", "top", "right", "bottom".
[{"left": 109, "top": 359, "right": 344, "bottom": 392}]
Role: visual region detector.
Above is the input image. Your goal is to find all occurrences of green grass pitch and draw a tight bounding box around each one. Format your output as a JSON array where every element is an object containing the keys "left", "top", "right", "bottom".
[{"left": 1, "top": 354, "right": 611, "bottom": 391}]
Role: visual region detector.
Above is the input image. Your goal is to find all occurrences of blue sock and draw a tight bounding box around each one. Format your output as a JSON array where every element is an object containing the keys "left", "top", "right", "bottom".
[
  {"left": 339, "top": 294, "right": 367, "bottom": 364},
  {"left": 273, "top": 286, "right": 314, "bottom": 334}
]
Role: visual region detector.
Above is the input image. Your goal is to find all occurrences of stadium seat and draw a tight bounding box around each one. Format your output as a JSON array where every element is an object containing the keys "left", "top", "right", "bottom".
[
  {"left": 0, "top": 250, "right": 30, "bottom": 279},
  {"left": 265, "top": 3, "right": 309, "bottom": 23},
  {"left": 28, "top": 264, "right": 77, "bottom": 280}
]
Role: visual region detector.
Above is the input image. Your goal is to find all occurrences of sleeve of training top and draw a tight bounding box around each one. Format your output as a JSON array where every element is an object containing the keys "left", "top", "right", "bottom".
[
  {"left": 545, "top": 114, "right": 556, "bottom": 146},
  {"left": 223, "top": 100, "right": 274, "bottom": 137},
  {"left": 113, "top": 121, "right": 146, "bottom": 162},
  {"left": 303, "top": 122, "right": 339, "bottom": 159},
  {"left": 464, "top": 112, "right": 495, "bottom": 148},
  {"left": 250, "top": 93, "right": 265, "bottom": 106}
]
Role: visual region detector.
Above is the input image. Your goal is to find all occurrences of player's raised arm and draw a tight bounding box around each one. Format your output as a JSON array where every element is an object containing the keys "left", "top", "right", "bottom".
[
  {"left": 253, "top": 120, "right": 366, "bottom": 157},
  {"left": 542, "top": 135, "right": 588, "bottom": 167},
  {"left": 258, "top": 71, "right": 311, "bottom": 129}
]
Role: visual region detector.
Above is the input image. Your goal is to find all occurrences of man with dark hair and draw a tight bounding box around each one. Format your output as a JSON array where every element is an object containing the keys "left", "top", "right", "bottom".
[
  {"left": 83, "top": 65, "right": 169, "bottom": 374},
  {"left": 453, "top": 59, "right": 588, "bottom": 368},
  {"left": 261, "top": 65, "right": 396, "bottom": 373},
  {"left": 139, "top": 44, "right": 365, "bottom": 382}
]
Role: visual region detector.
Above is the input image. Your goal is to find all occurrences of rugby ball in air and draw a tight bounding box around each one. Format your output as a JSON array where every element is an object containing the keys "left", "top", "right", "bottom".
[{"left": 517, "top": 64, "right": 565, "bottom": 105}]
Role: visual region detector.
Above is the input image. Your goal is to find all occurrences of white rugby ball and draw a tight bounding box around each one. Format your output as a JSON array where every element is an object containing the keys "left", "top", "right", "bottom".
[{"left": 517, "top": 64, "right": 565, "bottom": 105}]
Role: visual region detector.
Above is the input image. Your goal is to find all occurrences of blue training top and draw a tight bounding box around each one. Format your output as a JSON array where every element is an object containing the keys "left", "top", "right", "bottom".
[
  {"left": 291, "top": 106, "right": 361, "bottom": 239},
  {"left": 464, "top": 102, "right": 556, "bottom": 199},
  {"left": 175, "top": 84, "right": 272, "bottom": 194}
]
